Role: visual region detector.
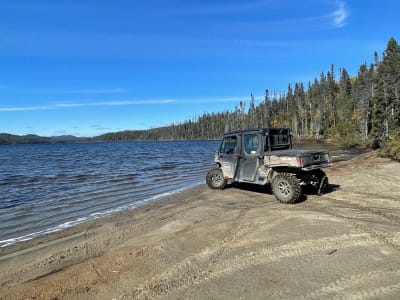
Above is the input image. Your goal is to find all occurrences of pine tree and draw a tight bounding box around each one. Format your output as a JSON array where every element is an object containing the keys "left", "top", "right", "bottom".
[
  {"left": 247, "top": 93, "right": 257, "bottom": 128},
  {"left": 381, "top": 38, "right": 400, "bottom": 132},
  {"left": 326, "top": 65, "right": 338, "bottom": 128},
  {"left": 262, "top": 89, "right": 272, "bottom": 127},
  {"left": 372, "top": 52, "right": 387, "bottom": 139},
  {"left": 354, "top": 63, "right": 374, "bottom": 139},
  {"left": 372, "top": 38, "right": 400, "bottom": 140},
  {"left": 294, "top": 82, "right": 307, "bottom": 135},
  {"left": 337, "top": 68, "right": 353, "bottom": 123},
  {"left": 286, "top": 84, "right": 298, "bottom": 135}
]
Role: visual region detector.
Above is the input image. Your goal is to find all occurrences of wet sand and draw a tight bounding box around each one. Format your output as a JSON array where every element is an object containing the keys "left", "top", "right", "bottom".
[{"left": 1, "top": 151, "right": 400, "bottom": 299}]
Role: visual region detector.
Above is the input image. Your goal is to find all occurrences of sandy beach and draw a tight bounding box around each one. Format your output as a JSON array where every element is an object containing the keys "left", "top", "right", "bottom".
[{"left": 1, "top": 151, "right": 400, "bottom": 299}]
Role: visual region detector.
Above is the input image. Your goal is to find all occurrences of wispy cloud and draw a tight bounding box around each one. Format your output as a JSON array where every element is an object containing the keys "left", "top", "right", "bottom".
[
  {"left": 90, "top": 124, "right": 112, "bottom": 131},
  {"left": 228, "top": 1, "right": 350, "bottom": 35},
  {"left": 180, "top": 96, "right": 264, "bottom": 104},
  {"left": 332, "top": 1, "right": 349, "bottom": 28},
  {"left": 60, "top": 88, "right": 128, "bottom": 94},
  {"left": 0, "top": 99, "right": 175, "bottom": 112},
  {"left": 0, "top": 105, "right": 52, "bottom": 112},
  {"left": 0, "top": 96, "right": 262, "bottom": 112},
  {"left": 34, "top": 88, "right": 128, "bottom": 94}
]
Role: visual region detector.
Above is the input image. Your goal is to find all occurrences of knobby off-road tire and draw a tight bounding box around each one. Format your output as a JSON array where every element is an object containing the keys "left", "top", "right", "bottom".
[
  {"left": 206, "top": 168, "right": 227, "bottom": 190},
  {"left": 272, "top": 173, "right": 302, "bottom": 204},
  {"left": 308, "top": 169, "right": 329, "bottom": 195},
  {"left": 315, "top": 169, "right": 328, "bottom": 195}
]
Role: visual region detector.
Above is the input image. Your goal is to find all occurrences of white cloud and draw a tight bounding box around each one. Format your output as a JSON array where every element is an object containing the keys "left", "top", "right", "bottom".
[
  {"left": 226, "top": 1, "right": 351, "bottom": 35},
  {"left": 32, "top": 88, "right": 128, "bottom": 94},
  {"left": 61, "top": 88, "right": 128, "bottom": 94},
  {"left": 332, "top": 1, "right": 349, "bottom": 28},
  {"left": 180, "top": 96, "right": 264, "bottom": 104},
  {"left": 0, "top": 99, "right": 175, "bottom": 112},
  {"left": 0, "top": 105, "right": 53, "bottom": 112},
  {"left": 0, "top": 96, "right": 263, "bottom": 112}
]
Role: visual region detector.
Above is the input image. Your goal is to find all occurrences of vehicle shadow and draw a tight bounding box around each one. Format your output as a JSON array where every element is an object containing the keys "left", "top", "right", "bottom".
[{"left": 225, "top": 182, "right": 341, "bottom": 203}]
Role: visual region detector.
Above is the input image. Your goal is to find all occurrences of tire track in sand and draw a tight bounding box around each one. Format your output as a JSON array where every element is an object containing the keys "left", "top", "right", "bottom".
[
  {"left": 321, "top": 194, "right": 400, "bottom": 223},
  {"left": 314, "top": 197, "right": 400, "bottom": 252},
  {"left": 295, "top": 268, "right": 400, "bottom": 299},
  {"left": 129, "top": 233, "right": 377, "bottom": 299}
]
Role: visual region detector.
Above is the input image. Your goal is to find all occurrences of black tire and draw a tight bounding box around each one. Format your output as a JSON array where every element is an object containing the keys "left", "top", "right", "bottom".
[
  {"left": 315, "top": 170, "right": 329, "bottom": 195},
  {"left": 308, "top": 170, "right": 329, "bottom": 195},
  {"left": 206, "top": 168, "right": 226, "bottom": 190},
  {"left": 272, "top": 173, "right": 302, "bottom": 204}
]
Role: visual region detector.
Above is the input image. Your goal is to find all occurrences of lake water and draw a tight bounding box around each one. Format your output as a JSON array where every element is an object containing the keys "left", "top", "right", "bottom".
[{"left": 0, "top": 140, "right": 346, "bottom": 248}]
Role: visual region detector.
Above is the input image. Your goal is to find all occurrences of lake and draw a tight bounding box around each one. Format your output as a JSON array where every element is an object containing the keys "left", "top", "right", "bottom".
[{"left": 0, "top": 140, "right": 346, "bottom": 248}]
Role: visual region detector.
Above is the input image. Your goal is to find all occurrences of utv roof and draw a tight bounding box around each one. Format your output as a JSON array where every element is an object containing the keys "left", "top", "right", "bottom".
[{"left": 224, "top": 128, "right": 291, "bottom": 136}]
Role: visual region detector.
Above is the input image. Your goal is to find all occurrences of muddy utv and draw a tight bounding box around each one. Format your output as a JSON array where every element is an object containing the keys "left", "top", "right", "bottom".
[{"left": 206, "top": 128, "right": 331, "bottom": 204}]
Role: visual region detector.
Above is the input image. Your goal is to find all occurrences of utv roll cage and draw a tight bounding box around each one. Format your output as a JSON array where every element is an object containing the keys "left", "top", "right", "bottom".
[{"left": 223, "top": 128, "right": 293, "bottom": 152}]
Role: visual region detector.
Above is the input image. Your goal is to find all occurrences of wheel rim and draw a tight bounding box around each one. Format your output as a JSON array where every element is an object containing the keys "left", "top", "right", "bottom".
[
  {"left": 277, "top": 180, "right": 291, "bottom": 196},
  {"left": 212, "top": 173, "right": 223, "bottom": 186}
]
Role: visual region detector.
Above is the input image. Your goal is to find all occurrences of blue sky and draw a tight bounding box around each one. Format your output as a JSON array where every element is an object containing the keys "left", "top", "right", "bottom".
[{"left": 0, "top": 0, "right": 399, "bottom": 137}]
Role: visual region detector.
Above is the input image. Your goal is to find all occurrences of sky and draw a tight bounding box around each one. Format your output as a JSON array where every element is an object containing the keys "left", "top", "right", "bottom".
[{"left": 0, "top": 0, "right": 399, "bottom": 137}]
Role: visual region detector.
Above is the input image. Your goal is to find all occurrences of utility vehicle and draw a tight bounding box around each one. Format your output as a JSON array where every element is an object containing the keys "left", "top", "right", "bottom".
[{"left": 206, "top": 128, "right": 331, "bottom": 203}]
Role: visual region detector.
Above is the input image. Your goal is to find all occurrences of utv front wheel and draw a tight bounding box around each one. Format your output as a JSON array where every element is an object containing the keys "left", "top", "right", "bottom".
[
  {"left": 272, "top": 173, "right": 302, "bottom": 204},
  {"left": 206, "top": 168, "right": 226, "bottom": 190}
]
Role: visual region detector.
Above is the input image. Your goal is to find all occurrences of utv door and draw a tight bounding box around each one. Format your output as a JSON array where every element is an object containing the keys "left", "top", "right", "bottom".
[
  {"left": 238, "top": 133, "right": 261, "bottom": 181},
  {"left": 218, "top": 134, "right": 240, "bottom": 179}
]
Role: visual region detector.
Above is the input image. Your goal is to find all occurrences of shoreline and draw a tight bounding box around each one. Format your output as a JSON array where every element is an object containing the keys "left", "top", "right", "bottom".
[
  {"left": 0, "top": 181, "right": 204, "bottom": 256},
  {"left": 1, "top": 151, "right": 400, "bottom": 299},
  {"left": 0, "top": 184, "right": 211, "bottom": 295},
  {"left": 0, "top": 181, "right": 204, "bottom": 251}
]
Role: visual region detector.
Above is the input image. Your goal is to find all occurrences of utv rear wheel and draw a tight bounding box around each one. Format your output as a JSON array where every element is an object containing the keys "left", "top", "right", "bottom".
[
  {"left": 272, "top": 173, "right": 301, "bottom": 204},
  {"left": 308, "top": 170, "right": 329, "bottom": 195},
  {"left": 206, "top": 168, "right": 226, "bottom": 189},
  {"left": 318, "top": 175, "right": 328, "bottom": 195}
]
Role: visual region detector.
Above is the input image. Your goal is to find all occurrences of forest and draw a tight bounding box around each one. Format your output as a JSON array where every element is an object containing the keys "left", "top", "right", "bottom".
[{"left": 94, "top": 38, "right": 400, "bottom": 158}]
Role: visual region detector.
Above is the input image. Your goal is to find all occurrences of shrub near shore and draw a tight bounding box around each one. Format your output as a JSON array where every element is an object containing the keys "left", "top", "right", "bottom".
[{"left": 379, "top": 133, "right": 400, "bottom": 161}]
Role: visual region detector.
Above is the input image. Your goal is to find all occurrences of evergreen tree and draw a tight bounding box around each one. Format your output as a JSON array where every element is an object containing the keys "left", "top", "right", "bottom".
[
  {"left": 247, "top": 93, "right": 257, "bottom": 128},
  {"left": 294, "top": 82, "right": 307, "bottom": 135},
  {"left": 337, "top": 67, "right": 353, "bottom": 123},
  {"left": 372, "top": 38, "right": 400, "bottom": 139},
  {"left": 354, "top": 63, "right": 374, "bottom": 139},
  {"left": 286, "top": 84, "right": 298, "bottom": 135},
  {"left": 381, "top": 38, "right": 400, "bottom": 132}
]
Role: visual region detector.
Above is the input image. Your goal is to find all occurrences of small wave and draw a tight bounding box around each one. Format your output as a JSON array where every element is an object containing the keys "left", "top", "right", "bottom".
[
  {"left": 0, "top": 141, "right": 217, "bottom": 248},
  {"left": 0, "top": 182, "right": 202, "bottom": 248},
  {"left": 0, "top": 200, "right": 24, "bottom": 210}
]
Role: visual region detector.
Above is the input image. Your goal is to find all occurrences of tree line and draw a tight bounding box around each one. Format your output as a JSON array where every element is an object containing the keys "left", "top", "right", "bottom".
[
  {"left": 0, "top": 134, "right": 87, "bottom": 145},
  {"left": 94, "top": 38, "right": 400, "bottom": 150}
]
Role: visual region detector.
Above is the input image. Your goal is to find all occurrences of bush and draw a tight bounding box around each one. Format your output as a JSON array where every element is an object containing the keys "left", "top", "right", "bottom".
[
  {"left": 380, "top": 133, "right": 400, "bottom": 160},
  {"left": 325, "top": 121, "right": 361, "bottom": 149}
]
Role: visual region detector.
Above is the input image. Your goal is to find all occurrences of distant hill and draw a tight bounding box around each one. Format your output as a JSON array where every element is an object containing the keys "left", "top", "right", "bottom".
[
  {"left": 49, "top": 135, "right": 86, "bottom": 143},
  {"left": 0, "top": 133, "right": 88, "bottom": 145}
]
